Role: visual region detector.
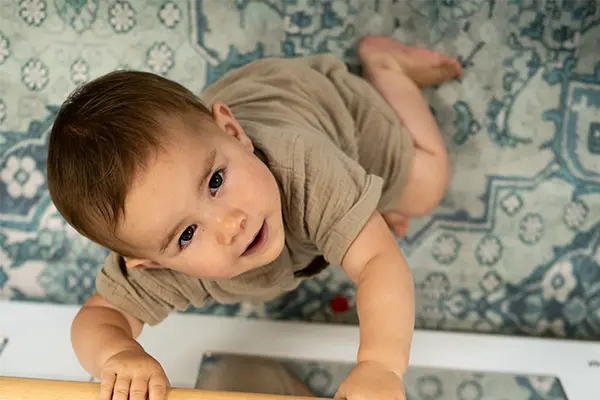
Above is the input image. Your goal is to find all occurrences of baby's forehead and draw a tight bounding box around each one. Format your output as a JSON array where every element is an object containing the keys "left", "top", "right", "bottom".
[
  {"left": 158, "top": 109, "right": 215, "bottom": 135},
  {"left": 115, "top": 203, "right": 171, "bottom": 254},
  {"left": 118, "top": 141, "right": 216, "bottom": 232}
]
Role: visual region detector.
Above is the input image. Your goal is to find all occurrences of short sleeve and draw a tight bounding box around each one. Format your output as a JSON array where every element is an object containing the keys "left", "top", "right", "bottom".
[
  {"left": 289, "top": 133, "right": 384, "bottom": 265},
  {"left": 96, "top": 252, "right": 209, "bottom": 326}
]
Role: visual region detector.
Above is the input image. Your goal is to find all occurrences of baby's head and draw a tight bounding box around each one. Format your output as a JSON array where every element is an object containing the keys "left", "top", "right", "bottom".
[{"left": 48, "top": 71, "right": 285, "bottom": 279}]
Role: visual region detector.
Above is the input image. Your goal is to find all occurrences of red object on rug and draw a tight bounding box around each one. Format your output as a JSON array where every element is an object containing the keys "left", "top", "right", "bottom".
[{"left": 330, "top": 296, "right": 350, "bottom": 313}]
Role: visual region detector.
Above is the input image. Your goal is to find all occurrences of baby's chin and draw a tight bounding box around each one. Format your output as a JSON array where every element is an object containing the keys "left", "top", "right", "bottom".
[
  {"left": 237, "top": 231, "right": 286, "bottom": 276},
  {"left": 264, "top": 224, "right": 286, "bottom": 260}
]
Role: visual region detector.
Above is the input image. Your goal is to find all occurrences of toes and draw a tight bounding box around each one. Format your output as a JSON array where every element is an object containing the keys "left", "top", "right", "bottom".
[
  {"left": 382, "top": 212, "right": 409, "bottom": 237},
  {"left": 441, "top": 56, "right": 464, "bottom": 78},
  {"left": 392, "top": 220, "right": 409, "bottom": 237}
]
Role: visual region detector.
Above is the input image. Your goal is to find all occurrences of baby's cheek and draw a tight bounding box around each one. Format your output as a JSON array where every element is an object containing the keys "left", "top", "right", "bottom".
[
  {"left": 183, "top": 250, "right": 236, "bottom": 280},
  {"left": 257, "top": 166, "right": 280, "bottom": 202}
]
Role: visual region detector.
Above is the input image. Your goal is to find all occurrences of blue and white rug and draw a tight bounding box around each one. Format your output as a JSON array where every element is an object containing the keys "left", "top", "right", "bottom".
[{"left": 1, "top": 1, "right": 599, "bottom": 398}]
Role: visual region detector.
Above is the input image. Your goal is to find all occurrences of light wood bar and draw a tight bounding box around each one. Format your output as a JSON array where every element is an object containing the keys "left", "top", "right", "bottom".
[{"left": 0, "top": 377, "right": 317, "bottom": 400}]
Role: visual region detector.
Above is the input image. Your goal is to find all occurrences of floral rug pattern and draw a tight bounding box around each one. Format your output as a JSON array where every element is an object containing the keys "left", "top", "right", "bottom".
[{"left": 1, "top": 0, "right": 599, "bottom": 398}]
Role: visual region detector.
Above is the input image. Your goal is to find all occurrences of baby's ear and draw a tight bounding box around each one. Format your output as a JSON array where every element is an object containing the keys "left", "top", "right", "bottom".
[
  {"left": 124, "top": 257, "right": 163, "bottom": 269},
  {"left": 211, "top": 102, "right": 254, "bottom": 151}
]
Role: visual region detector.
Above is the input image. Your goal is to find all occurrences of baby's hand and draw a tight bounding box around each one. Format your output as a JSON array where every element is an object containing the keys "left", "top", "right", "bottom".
[
  {"left": 99, "top": 349, "right": 169, "bottom": 400},
  {"left": 335, "top": 361, "right": 406, "bottom": 400}
]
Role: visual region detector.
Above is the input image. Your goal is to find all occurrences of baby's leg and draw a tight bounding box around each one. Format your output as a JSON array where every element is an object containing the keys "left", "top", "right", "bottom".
[{"left": 358, "top": 36, "right": 463, "bottom": 235}]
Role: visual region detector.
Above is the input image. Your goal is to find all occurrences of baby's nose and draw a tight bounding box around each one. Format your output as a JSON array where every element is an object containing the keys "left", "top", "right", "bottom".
[{"left": 216, "top": 209, "right": 247, "bottom": 246}]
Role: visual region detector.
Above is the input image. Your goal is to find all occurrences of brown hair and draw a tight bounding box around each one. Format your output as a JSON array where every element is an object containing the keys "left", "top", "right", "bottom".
[{"left": 47, "top": 70, "right": 212, "bottom": 255}]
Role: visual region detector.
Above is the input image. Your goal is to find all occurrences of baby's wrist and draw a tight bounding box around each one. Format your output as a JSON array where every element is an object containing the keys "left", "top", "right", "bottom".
[
  {"left": 357, "top": 344, "right": 409, "bottom": 378},
  {"left": 98, "top": 336, "right": 145, "bottom": 369}
]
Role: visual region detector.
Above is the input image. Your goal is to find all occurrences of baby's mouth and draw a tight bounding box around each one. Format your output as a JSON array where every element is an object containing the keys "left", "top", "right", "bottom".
[{"left": 242, "top": 221, "right": 267, "bottom": 256}]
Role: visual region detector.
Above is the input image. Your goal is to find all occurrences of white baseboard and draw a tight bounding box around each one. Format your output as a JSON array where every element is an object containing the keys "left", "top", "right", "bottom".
[{"left": 0, "top": 301, "right": 597, "bottom": 399}]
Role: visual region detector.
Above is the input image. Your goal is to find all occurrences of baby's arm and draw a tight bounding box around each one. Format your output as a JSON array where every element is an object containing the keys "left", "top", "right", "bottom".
[
  {"left": 72, "top": 293, "right": 169, "bottom": 400},
  {"left": 338, "top": 211, "right": 415, "bottom": 399}
]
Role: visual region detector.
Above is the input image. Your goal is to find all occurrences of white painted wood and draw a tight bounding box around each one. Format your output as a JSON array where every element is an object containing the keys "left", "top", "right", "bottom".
[{"left": 0, "top": 301, "right": 598, "bottom": 399}]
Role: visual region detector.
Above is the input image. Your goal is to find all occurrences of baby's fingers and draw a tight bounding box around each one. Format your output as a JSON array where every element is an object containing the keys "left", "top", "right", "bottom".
[
  {"left": 129, "top": 376, "right": 150, "bottom": 400},
  {"left": 148, "top": 373, "right": 169, "bottom": 400},
  {"left": 98, "top": 371, "right": 116, "bottom": 400},
  {"left": 111, "top": 375, "right": 132, "bottom": 400},
  {"left": 334, "top": 387, "right": 348, "bottom": 400}
]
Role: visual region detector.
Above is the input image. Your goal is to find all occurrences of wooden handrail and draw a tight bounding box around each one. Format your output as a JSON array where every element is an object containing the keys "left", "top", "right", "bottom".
[{"left": 0, "top": 377, "right": 317, "bottom": 400}]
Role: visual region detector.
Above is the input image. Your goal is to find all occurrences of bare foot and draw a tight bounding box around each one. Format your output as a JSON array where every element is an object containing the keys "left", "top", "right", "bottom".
[
  {"left": 382, "top": 211, "right": 410, "bottom": 237},
  {"left": 358, "top": 36, "right": 464, "bottom": 88}
]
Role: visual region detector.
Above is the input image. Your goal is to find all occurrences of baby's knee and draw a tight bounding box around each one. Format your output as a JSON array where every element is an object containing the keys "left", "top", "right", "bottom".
[
  {"left": 406, "top": 154, "right": 451, "bottom": 216},
  {"left": 437, "top": 153, "right": 451, "bottom": 194},
  {"left": 424, "top": 154, "right": 451, "bottom": 212}
]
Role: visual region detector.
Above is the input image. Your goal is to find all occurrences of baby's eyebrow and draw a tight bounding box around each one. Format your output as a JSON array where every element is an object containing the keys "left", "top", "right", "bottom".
[
  {"left": 158, "top": 148, "right": 216, "bottom": 253},
  {"left": 197, "top": 148, "right": 217, "bottom": 192},
  {"left": 160, "top": 221, "right": 184, "bottom": 253}
]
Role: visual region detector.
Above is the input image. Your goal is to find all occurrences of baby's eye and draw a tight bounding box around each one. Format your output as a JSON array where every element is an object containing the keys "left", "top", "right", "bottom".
[
  {"left": 179, "top": 224, "right": 196, "bottom": 249},
  {"left": 208, "top": 169, "right": 224, "bottom": 196}
]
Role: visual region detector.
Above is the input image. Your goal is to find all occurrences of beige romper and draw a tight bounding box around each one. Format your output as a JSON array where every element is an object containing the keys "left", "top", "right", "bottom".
[{"left": 96, "top": 54, "right": 414, "bottom": 326}]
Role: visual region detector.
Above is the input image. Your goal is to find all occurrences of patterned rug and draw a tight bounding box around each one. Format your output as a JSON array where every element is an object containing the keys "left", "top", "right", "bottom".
[{"left": 1, "top": 0, "right": 599, "bottom": 398}]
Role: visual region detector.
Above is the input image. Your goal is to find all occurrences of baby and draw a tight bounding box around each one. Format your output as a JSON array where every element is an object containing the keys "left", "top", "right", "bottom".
[{"left": 47, "top": 36, "right": 462, "bottom": 400}]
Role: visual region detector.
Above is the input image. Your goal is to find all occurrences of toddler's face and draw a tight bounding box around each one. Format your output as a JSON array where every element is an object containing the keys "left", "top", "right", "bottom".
[{"left": 117, "top": 105, "right": 285, "bottom": 279}]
